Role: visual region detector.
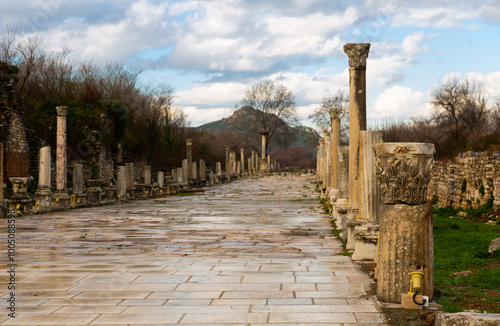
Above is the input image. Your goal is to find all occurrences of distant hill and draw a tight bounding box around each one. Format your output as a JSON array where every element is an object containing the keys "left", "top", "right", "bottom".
[{"left": 197, "top": 107, "right": 320, "bottom": 151}]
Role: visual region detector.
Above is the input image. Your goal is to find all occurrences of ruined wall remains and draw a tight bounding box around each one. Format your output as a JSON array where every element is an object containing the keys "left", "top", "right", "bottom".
[
  {"left": 0, "top": 62, "right": 30, "bottom": 181},
  {"left": 427, "top": 151, "right": 500, "bottom": 209}
]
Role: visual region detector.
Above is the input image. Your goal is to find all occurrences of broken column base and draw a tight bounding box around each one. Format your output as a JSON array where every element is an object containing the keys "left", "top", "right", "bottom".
[
  {"left": 352, "top": 241, "right": 377, "bottom": 261},
  {"left": 352, "top": 223, "right": 379, "bottom": 261},
  {"left": 52, "top": 191, "right": 71, "bottom": 209},
  {"left": 72, "top": 193, "right": 87, "bottom": 207},
  {"left": 35, "top": 188, "right": 53, "bottom": 212},
  {"left": 87, "top": 188, "right": 102, "bottom": 205},
  {"left": 126, "top": 188, "right": 135, "bottom": 200}
]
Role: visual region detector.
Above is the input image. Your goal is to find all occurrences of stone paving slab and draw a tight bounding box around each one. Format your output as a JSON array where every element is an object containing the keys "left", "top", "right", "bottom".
[{"left": 0, "top": 174, "right": 385, "bottom": 325}]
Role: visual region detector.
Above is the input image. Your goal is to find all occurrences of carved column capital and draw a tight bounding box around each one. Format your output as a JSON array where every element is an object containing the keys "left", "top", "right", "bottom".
[
  {"left": 343, "top": 43, "right": 370, "bottom": 68},
  {"left": 374, "top": 143, "right": 435, "bottom": 205},
  {"left": 329, "top": 108, "right": 342, "bottom": 120},
  {"left": 56, "top": 106, "right": 68, "bottom": 117}
]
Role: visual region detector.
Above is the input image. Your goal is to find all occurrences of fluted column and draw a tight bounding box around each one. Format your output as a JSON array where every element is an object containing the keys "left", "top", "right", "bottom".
[{"left": 375, "top": 143, "right": 435, "bottom": 303}]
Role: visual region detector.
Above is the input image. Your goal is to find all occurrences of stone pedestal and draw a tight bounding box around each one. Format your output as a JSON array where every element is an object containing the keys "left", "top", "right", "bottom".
[
  {"left": 375, "top": 142, "right": 435, "bottom": 303},
  {"left": 144, "top": 165, "right": 151, "bottom": 186},
  {"left": 87, "top": 180, "right": 102, "bottom": 205},
  {"left": 72, "top": 163, "right": 86, "bottom": 207},
  {"left": 35, "top": 146, "right": 52, "bottom": 211},
  {"left": 352, "top": 131, "right": 383, "bottom": 261},
  {"left": 9, "top": 177, "right": 33, "bottom": 214}
]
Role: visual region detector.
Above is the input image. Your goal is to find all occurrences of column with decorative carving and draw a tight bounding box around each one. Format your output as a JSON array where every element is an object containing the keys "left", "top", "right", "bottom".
[
  {"left": 375, "top": 143, "right": 435, "bottom": 303},
  {"left": 343, "top": 43, "right": 370, "bottom": 215}
]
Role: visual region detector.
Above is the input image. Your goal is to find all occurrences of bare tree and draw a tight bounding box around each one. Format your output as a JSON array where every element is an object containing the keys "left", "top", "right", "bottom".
[
  {"left": 238, "top": 80, "right": 298, "bottom": 152},
  {"left": 431, "top": 76, "right": 488, "bottom": 154},
  {"left": 309, "top": 90, "right": 349, "bottom": 143}
]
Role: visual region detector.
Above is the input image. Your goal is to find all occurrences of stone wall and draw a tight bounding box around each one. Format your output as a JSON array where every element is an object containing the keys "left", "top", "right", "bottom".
[
  {"left": 0, "top": 62, "right": 30, "bottom": 181},
  {"left": 427, "top": 151, "right": 500, "bottom": 209}
]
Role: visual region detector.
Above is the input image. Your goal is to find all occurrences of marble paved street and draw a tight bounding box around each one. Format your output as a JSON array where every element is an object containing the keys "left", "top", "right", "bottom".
[{"left": 0, "top": 174, "right": 385, "bottom": 325}]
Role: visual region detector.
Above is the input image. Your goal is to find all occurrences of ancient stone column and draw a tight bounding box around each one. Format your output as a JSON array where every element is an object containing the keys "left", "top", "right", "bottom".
[
  {"left": 176, "top": 167, "right": 183, "bottom": 183},
  {"left": 35, "top": 146, "right": 52, "bottom": 211},
  {"left": 230, "top": 150, "right": 236, "bottom": 174},
  {"left": 157, "top": 171, "right": 164, "bottom": 188},
  {"left": 199, "top": 159, "right": 206, "bottom": 181},
  {"left": 186, "top": 139, "right": 192, "bottom": 180},
  {"left": 251, "top": 151, "right": 256, "bottom": 176},
  {"left": 375, "top": 142, "right": 435, "bottom": 303},
  {"left": 144, "top": 166, "right": 151, "bottom": 186},
  {"left": 72, "top": 163, "right": 86, "bottom": 207},
  {"left": 216, "top": 162, "right": 222, "bottom": 177},
  {"left": 324, "top": 131, "right": 331, "bottom": 190},
  {"left": 318, "top": 138, "right": 324, "bottom": 185},
  {"left": 225, "top": 146, "right": 230, "bottom": 178},
  {"left": 344, "top": 43, "right": 370, "bottom": 214},
  {"left": 117, "top": 166, "right": 127, "bottom": 201},
  {"left": 54, "top": 106, "right": 71, "bottom": 208},
  {"left": 240, "top": 148, "right": 245, "bottom": 175},
  {"left": 329, "top": 109, "right": 342, "bottom": 189},
  {"left": 261, "top": 132, "right": 267, "bottom": 161},
  {"left": 125, "top": 163, "right": 135, "bottom": 199},
  {"left": 248, "top": 158, "right": 252, "bottom": 176},
  {"left": 237, "top": 161, "right": 241, "bottom": 175},
  {"left": 182, "top": 159, "right": 188, "bottom": 185},
  {"left": 338, "top": 146, "right": 349, "bottom": 199},
  {"left": 352, "top": 131, "right": 383, "bottom": 261},
  {"left": 191, "top": 162, "right": 197, "bottom": 180}
]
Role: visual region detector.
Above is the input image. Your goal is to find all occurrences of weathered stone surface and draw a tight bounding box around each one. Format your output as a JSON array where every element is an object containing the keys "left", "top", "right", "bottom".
[
  {"left": 144, "top": 165, "right": 151, "bottom": 186},
  {"left": 199, "top": 159, "right": 206, "bottom": 181},
  {"left": 338, "top": 146, "right": 349, "bottom": 199},
  {"left": 56, "top": 106, "right": 68, "bottom": 192},
  {"left": 344, "top": 43, "right": 370, "bottom": 213},
  {"left": 35, "top": 146, "right": 52, "bottom": 211},
  {"left": 157, "top": 171, "right": 164, "bottom": 188},
  {"left": 435, "top": 312, "right": 500, "bottom": 326},
  {"left": 375, "top": 143, "right": 435, "bottom": 205},
  {"left": 377, "top": 203, "right": 434, "bottom": 303},
  {"left": 489, "top": 237, "right": 500, "bottom": 253},
  {"left": 9, "top": 177, "right": 33, "bottom": 214},
  {"left": 329, "top": 109, "right": 342, "bottom": 189},
  {"left": 117, "top": 166, "right": 127, "bottom": 201},
  {"left": 182, "top": 159, "right": 188, "bottom": 184}
]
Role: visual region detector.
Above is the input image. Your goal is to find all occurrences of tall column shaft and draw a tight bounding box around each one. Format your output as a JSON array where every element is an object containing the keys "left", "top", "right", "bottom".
[
  {"left": 344, "top": 43, "right": 370, "bottom": 210},
  {"left": 240, "top": 149, "right": 245, "bottom": 175},
  {"left": 186, "top": 139, "right": 192, "bottom": 180},
  {"left": 261, "top": 134, "right": 266, "bottom": 159},
  {"left": 330, "top": 109, "right": 341, "bottom": 189},
  {"left": 38, "top": 146, "right": 51, "bottom": 189},
  {"left": 225, "top": 146, "right": 230, "bottom": 176},
  {"left": 56, "top": 106, "right": 68, "bottom": 191}
]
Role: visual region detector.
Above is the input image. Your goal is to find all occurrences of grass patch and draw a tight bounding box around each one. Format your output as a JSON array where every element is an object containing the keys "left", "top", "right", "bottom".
[{"left": 433, "top": 207, "right": 500, "bottom": 313}]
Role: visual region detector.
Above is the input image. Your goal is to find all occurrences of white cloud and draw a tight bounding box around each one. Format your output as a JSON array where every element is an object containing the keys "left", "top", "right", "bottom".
[
  {"left": 401, "top": 32, "right": 426, "bottom": 56},
  {"left": 392, "top": 7, "right": 477, "bottom": 28},
  {"left": 371, "top": 86, "right": 431, "bottom": 119},
  {"left": 175, "top": 82, "right": 248, "bottom": 107},
  {"left": 181, "top": 106, "right": 232, "bottom": 127},
  {"left": 463, "top": 71, "right": 500, "bottom": 102}
]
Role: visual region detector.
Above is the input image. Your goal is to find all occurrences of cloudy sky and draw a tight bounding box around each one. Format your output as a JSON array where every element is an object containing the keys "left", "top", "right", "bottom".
[{"left": 1, "top": 0, "right": 500, "bottom": 127}]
